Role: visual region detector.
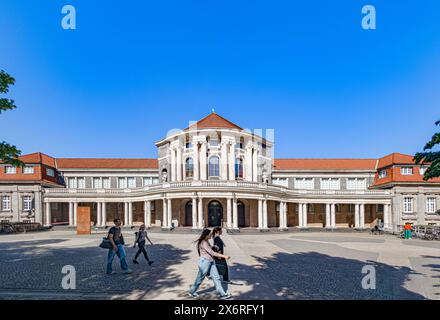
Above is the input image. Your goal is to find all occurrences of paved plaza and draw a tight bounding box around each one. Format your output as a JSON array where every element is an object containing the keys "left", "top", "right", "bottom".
[{"left": 0, "top": 229, "right": 439, "bottom": 300}]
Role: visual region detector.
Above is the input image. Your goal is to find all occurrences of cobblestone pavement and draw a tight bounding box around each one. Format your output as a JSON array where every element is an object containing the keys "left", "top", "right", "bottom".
[{"left": 0, "top": 229, "right": 439, "bottom": 300}]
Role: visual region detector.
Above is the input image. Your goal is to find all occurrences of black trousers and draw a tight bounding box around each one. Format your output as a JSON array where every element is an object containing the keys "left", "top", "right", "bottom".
[
  {"left": 134, "top": 241, "right": 150, "bottom": 261},
  {"left": 207, "top": 259, "right": 229, "bottom": 281}
]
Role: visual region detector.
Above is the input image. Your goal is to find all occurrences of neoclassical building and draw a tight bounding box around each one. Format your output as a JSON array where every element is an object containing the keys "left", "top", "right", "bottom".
[{"left": 1, "top": 112, "right": 439, "bottom": 232}]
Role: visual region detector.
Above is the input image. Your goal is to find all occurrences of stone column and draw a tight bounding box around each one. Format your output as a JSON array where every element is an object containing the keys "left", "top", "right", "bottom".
[
  {"left": 97, "top": 202, "right": 102, "bottom": 227},
  {"left": 263, "top": 199, "right": 268, "bottom": 229},
  {"left": 69, "top": 202, "right": 74, "bottom": 226},
  {"left": 128, "top": 202, "right": 133, "bottom": 226},
  {"left": 325, "top": 203, "right": 331, "bottom": 228},
  {"left": 302, "top": 203, "right": 308, "bottom": 228},
  {"left": 162, "top": 198, "right": 167, "bottom": 228},
  {"left": 258, "top": 199, "right": 263, "bottom": 229},
  {"left": 146, "top": 201, "right": 151, "bottom": 227},
  {"left": 221, "top": 141, "right": 228, "bottom": 180},
  {"left": 200, "top": 142, "right": 207, "bottom": 180},
  {"left": 124, "top": 202, "right": 129, "bottom": 226},
  {"left": 228, "top": 142, "right": 235, "bottom": 181},
  {"left": 355, "top": 204, "right": 360, "bottom": 228},
  {"left": 170, "top": 148, "right": 176, "bottom": 182},
  {"left": 252, "top": 147, "right": 258, "bottom": 182},
  {"left": 73, "top": 202, "right": 78, "bottom": 226},
  {"left": 102, "top": 202, "right": 107, "bottom": 227},
  {"left": 245, "top": 144, "right": 253, "bottom": 181},
  {"left": 227, "top": 198, "right": 232, "bottom": 229},
  {"left": 192, "top": 198, "right": 198, "bottom": 229},
  {"left": 280, "top": 201, "right": 287, "bottom": 229},
  {"left": 198, "top": 198, "right": 203, "bottom": 229},
  {"left": 193, "top": 142, "right": 200, "bottom": 180},
  {"left": 167, "top": 198, "right": 172, "bottom": 228},
  {"left": 298, "top": 203, "right": 303, "bottom": 228},
  {"left": 331, "top": 204, "right": 336, "bottom": 228},
  {"left": 45, "top": 202, "right": 51, "bottom": 226},
  {"left": 232, "top": 198, "right": 238, "bottom": 229},
  {"left": 384, "top": 203, "right": 390, "bottom": 230},
  {"left": 176, "top": 146, "right": 182, "bottom": 181},
  {"left": 360, "top": 203, "right": 365, "bottom": 229}
]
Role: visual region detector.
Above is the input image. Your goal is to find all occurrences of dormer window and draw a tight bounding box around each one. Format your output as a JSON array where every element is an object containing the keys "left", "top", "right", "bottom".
[
  {"left": 379, "top": 170, "right": 387, "bottom": 178},
  {"left": 420, "top": 167, "right": 427, "bottom": 176},
  {"left": 5, "top": 166, "right": 16, "bottom": 174},
  {"left": 401, "top": 167, "right": 413, "bottom": 175}
]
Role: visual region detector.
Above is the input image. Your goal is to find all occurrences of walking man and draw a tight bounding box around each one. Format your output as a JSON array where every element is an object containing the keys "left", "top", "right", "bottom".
[{"left": 107, "top": 218, "right": 132, "bottom": 275}]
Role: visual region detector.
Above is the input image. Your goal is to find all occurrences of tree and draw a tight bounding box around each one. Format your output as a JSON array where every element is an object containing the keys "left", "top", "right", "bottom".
[
  {"left": 414, "top": 120, "right": 440, "bottom": 181},
  {"left": 0, "top": 70, "right": 23, "bottom": 167}
]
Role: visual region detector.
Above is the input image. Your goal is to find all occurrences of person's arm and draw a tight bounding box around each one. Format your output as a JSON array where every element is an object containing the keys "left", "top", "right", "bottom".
[
  {"left": 133, "top": 232, "right": 138, "bottom": 248},
  {"left": 202, "top": 241, "right": 230, "bottom": 260},
  {"left": 108, "top": 232, "right": 117, "bottom": 252}
]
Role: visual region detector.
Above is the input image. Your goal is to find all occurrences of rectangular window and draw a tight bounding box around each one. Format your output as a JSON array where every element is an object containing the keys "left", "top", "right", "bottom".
[
  {"left": 102, "top": 177, "right": 110, "bottom": 189},
  {"left": 426, "top": 198, "right": 436, "bottom": 213},
  {"left": 294, "top": 178, "right": 314, "bottom": 189},
  {"left": 23, "top": 166, "right": 34, "bottom": 174},
  {"left": 5, "top": 166, "right": 16, "bottom": 174},
  {"left": 401, "top": 167, "right": 413, "bottom": 175},
  {"left": 77, "top": 177, "right": 85, "bottom": 189},
  {"left": 379, "top": 170, "right": 387, "bottom": 178},
  {"left": 2, "top": 195, "right": 11, "bottom": 211},
  {"left": 347, "top": 178, "right": 366, "bottom": 190},
  {"left": 93, "top": 177, "right": 102, "bottom": 189},
  {"left": 127, "top": 177, "right": 136, "bottom": 188},
  {"left": 420, "top": 167, "right": 426, "bottom": 176},
  {"left": 273, "top": 178, "right": 288, "bottom": 187},
  {"left": 68, "top": 178, "right": 77, "bottom": 189},
  {"left": 23, "top": 196, "right": 32, "bottom": 211},
  {"left": 46, "top": 168, "right": 55, "bottom": 177},
  {"left": 152, "top": 177, "right": 159, "bottom": 184},
  {"left": 144, "top": 177, "right": 153, "bottom": 186},
  {"left": 321, "top": 178, "right": 340, "bottom": 190},
  {"left": 118, "top": 177, "right": 127, "bottom": 189},
  {"left": 403, "top": 197, "right": 413, "bottom": 213}
]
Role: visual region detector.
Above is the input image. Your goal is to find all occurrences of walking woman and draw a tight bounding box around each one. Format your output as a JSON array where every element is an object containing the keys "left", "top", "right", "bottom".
[
  {"left": 133, "top": 224, "right": 154, "bottom": 265},
  {"left": 188, "top": 229, "right": 232, "bottom": 299}
]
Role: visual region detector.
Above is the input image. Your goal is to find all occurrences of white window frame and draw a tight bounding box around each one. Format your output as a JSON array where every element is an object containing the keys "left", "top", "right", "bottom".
[
  {"left": 426, "top": 197, "right": 436, "bottom": 214},
  {"left": 127, "top": 177, "right": 136, "bottom": 188},
  {"left": 2, "top": 195, "right": 11, "bottom": 211},
  {"left": 77, "top": 177, "right": 85, "bottom": 189},
  {"left": 379, "top": 170, "right": 387, "bottom": 178},
  {"left": 403, "top": 197, "right": 414, "bottom": 213},
  {"left": 5, "top": 166, "right": 16, "bottom": 174},
  {"left": 347, "top": 178, "right": 366, "bottom": 190},
  {"left": 294, "top": 178, "right": 314, "bottom": 190},
  {"left": 93, "top": 177, "right": 103, "bottom": 189},
  {"left": 23, "top": 166, "right": 34, "bottom": 174},
  {"left": 23, "top": 195, "right": 32, "bottom": 211},
  {"left": 320, "top": 178, "right": 340, "bottom": 190},
  {"left": 401, "top": 167, "right": 413, "bottom": 175},
  {"left": 102, "top": 177, "right": 110, "bottom": 189},
  {"left": 419, "top": 167, "right": 427, "bottom": 176},
  {"left": 68, "top": 177, "right": 77, "bottom": 189},
  {"left": 273, "top": 178, "right": 288, "bottom": 187},
  {"left": 118, "top": 177, "right": 128, "bottom": 189},
  {"left": 46, "top": 168, "right": 55, "bottom": 177}
]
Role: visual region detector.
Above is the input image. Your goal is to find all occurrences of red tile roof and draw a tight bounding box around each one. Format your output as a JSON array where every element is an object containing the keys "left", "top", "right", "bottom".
[
  {"left": 186, "top": 112, "right": 242, "bottom": 130},
  {"left": 273, "top": 159, "right": 378, "bottom": 170},
  {"left": 0, "top": 152, "right": 57, "bottom": 167},
  {"left": 56, "top": 158, "right": 158, "bottom": 169}
]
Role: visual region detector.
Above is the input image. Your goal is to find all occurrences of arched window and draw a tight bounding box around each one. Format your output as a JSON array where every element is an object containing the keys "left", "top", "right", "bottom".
[
  {"left": 235, "top": 158, "right": 243, "bottom": 178},
  {"left": 185, "top": 158, "right": 194, "bottom": 178},
  {"left": 208, "top": 156, "right": 220, "bottom": 177}
]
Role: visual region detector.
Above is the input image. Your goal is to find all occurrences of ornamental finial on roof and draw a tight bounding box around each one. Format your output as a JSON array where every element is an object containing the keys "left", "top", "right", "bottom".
[{"left": 211, "top": 108, "right": 215, "bottom": 113}]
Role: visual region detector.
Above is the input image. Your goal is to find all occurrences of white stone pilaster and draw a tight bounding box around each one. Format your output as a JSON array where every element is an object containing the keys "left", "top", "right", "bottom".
[
  {"left": 162, "top": 198, "right": 167, "bottom": 228},
  {"left": 221, "top": 142, "right": 228, "bottom": 180},
  {"left": 73, "top": 202, "right": 78, "bottom": 226},
  {"left": 360, "top": 203, "right": 365, "bottom": 229},
  {"left": 167, "top": 198, "right": 172, "bottom": 228},
  {"left": 124, "top": 202, "right": 129, "bottom": 226},
  {"left": 102, "top": 202, "right": 107, "bottom": 227},
  {"left": 97, "top": 202, "right": 102, "bottom": 227},
  {"left": 69, "top": 202, "right": 74, "bottom": 226},
  {"left": 384, "top": 204, "right": 390, "bottom": 230},
  {"left": 200, "top": 142, "right": 207, "bottom": 180},
  {"left": 302, "top": 203, "right": 308, "bottom": 228},
  {"left": 227, "top": 198, "right": 232, "bottom": 229},
  {"left": 176, "top": 146, "right": 182, "bottom": 181},
  {"left": 355, "top": 204, "right": 360, "bottom": 228},
  {"left": 198, "top": 198, "right": 203, "bottom": 229},
  {"left": 263, "top": 199, "right": 268, "bottom": 229},
  {"left": 228, "top": 142, "right": 235, "bottom": 181},
  {"left": 193, "top": 142, "right": 200, "bottom": 180},
  {"left": 45, "top": 202, "right": 51, "bottom": 226},
  {"left": 192, "top": 198, "right": 197, "bottom": 229},
  {"left": 232, "top": 198, "right": 238, "bottom": 229},
  {"left": 258, "top": 199, "right": 263, "bottom": 229},
  {"left": 245, "top": 143, "right": 253, "bottom": 181},
  {"left": 252, "top": 147, "right": 258, "bottom": 182},
  {"left": 325, "top": 203, "right": 331, "bottom": 228},
  {"left": 170, "top": 148, "right": 176, "bottom": 182},
  {"left": 331, "top": 203, "right": 336, "bottom": 228}
]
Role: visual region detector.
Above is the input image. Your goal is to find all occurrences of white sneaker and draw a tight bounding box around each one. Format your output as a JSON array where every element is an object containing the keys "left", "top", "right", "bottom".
[{"left": 220, "top": 292, "right": 233, "bottom": 300}]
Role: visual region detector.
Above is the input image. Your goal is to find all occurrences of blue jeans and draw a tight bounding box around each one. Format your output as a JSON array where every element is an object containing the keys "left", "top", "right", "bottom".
[
  {"left": 189, "top": 257, "right": 227, "bottom": 297},
  {"left": 107, "top": 244, "right": 129, "bottom": 273}
]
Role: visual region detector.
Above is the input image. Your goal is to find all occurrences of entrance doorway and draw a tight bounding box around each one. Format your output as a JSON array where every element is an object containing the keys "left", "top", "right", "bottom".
[
  {"left": 208, "top": 201, "right": 223, "bottom": 227},
  {"left": 185, "top": 201, "right": 193, "bottom": 227},
  {"left": 237, "top": 201, "right": 245, "bottom": 227}
]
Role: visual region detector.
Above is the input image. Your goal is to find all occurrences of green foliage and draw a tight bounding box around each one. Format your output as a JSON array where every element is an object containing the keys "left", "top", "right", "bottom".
[
  {"left": 414, "top": 120, "right": 440, "bottom": 180},
  {"left": 0, "top": 70, "right": 23, "bottom": 166}
]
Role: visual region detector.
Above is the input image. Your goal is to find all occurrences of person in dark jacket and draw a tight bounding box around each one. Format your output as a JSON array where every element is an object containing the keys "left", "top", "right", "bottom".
[
  {"left": 207, "top": 227, "right": 230, "bottom": 283},
  {"left": 133, "top": 224, "right": 154, "bottom": 265}
]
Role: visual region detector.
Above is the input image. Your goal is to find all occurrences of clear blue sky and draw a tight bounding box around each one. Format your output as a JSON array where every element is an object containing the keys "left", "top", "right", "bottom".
[{"left": 0, "top": 0, "right": 439, "bottom": 159}]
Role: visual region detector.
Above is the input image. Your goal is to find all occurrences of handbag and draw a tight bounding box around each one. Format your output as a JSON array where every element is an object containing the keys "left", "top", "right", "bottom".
[{"left": 99, "top": 237, "right": 113, "bottom": 249}]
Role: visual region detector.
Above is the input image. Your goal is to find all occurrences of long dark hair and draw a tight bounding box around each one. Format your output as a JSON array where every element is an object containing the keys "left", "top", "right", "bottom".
[{"left": 195, "top": 229, "right": 212, "bottom": 256}]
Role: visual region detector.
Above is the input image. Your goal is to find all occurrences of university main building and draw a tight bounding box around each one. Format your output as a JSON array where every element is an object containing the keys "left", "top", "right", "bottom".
[{"left": 1, "top": 112, "right": 439, "bottom": 232}]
